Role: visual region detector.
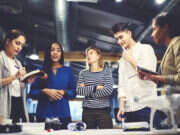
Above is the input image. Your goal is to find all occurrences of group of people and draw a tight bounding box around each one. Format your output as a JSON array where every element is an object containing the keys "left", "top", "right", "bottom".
[{"left": 0, "top": 12, "right": 180, "bottom": 130}]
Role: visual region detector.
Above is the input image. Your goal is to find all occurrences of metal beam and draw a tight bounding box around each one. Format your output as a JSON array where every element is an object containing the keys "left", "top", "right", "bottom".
[
  {"left": 67, "top": 0, "right": 98, "bottom": 3},
  {"left": 39, "top": 51, "right": 162, "bottom": 63},
  {"left": 39, "top": 51, "right": 121, "bottom": 62}
]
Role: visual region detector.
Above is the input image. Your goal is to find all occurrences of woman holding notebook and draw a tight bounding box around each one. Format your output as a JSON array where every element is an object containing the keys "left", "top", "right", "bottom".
[{"left": 0, "top": 29, "right": 33, "bottom": 123}]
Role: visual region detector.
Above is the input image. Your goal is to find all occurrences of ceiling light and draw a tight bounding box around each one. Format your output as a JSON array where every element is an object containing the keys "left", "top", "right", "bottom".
[
  {"left": 155, "top": 0, "right": 166, "bottom": 5},
  {"left": 115, "top": 0, "right": 123, "bottom": 3},
  {"left": 27, "top": 48, "right": 39, "bottom": 60},
  {"left": 28, "top": 54, "right": 39, "bottom": 60}
]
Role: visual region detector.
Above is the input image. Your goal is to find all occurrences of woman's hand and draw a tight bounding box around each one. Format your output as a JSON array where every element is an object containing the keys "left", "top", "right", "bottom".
[
  {"left": 40, "top": 71, "right": 48, "bottom": 79},
  {"left": 57, "top": 90, "right": 65, "bottom": 96},
  {"left": 138, "top": 70, "right": 150, "bottom": 80},
  {"left": 42, "top": 89, "right": 64, "bottom": 101},
  {"left": 15, "top": 67, "right": 26, "bottom": 79},
  {"left": 26, "top": 76, "right": 36, "bottom": 84},
  {"left": 96, "top": 85, "right": 104, "bottom": 90},
  {"left": 138, "top": 70, "right": 160, "bottom": 83},
  {"left": 79, "top": 83, "right": 85, "bottom": 87}
]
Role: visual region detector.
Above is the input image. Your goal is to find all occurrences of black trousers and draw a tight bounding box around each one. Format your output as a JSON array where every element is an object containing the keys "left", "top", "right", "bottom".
[
  {"left": 82, "top": 107, "right": 113, "bottom": 129},
  {"left": 10, "top": 96, "right": 26, "bottom": 123},
  {"left": 125, "top": 107, "right": 166, "bottom": 128}
]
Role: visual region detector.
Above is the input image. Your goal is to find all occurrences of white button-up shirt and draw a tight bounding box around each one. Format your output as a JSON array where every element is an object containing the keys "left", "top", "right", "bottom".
[{"left": 118, "top": 42, "right": 157, "bottom": 112}]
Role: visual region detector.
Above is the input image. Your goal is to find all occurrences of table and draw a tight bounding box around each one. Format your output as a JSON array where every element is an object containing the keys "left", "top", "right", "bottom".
[{"left": 0, "top": 123, "right": 180, "bottom": 135}]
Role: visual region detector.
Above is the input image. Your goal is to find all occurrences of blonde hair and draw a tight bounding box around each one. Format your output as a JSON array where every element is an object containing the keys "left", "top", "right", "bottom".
[{"left": 85, "top": 46, "right": 104, "bottom": 69}]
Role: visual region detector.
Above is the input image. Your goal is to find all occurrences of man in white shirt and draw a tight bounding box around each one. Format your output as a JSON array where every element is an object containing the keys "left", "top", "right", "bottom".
[{"left": 112, "top": 22, "right": 161, "bottom": 128}]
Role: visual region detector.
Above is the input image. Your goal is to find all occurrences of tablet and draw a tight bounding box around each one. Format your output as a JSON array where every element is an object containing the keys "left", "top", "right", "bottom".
[{"left": 137, "top": 66, "right": 159, "bottom": 75}]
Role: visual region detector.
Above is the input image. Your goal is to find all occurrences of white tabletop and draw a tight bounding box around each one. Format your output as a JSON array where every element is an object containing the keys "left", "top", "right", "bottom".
[{"left": 0, "top": 123, "right": 179, "bottom": 135}]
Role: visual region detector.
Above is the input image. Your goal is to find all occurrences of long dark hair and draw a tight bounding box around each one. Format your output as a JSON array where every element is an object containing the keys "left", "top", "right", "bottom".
[
  {"left": 0, "top": 29, "right": 26, "bottom": 51},
  {"left": 153, "top": 12, "right": 180, "bottom": 38},
  {"left": 43, "top": 41, "right": 64, "bottom": 72}
]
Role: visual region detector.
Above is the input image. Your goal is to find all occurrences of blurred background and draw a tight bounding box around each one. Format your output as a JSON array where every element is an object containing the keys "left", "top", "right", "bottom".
[{"left": 0, "top": 0, "right": 180, "bottom": 122}]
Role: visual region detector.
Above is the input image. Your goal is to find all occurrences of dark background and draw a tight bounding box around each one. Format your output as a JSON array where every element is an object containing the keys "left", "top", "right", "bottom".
[{"left": 0, "top": 0, "right": 180, "bottom": 86}]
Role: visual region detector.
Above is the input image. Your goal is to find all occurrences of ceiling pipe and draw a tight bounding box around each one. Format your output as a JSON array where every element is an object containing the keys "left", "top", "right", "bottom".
[
  {"left": 67, "top": 0, "right": 98, "bottom": 3},
  {"left": 54, "top": 0, "right": 70, "bottom": 51}
]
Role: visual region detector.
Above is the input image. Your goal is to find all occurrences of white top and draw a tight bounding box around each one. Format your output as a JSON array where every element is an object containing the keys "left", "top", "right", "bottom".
[
  {"left": 3, "top": 51, "right": 21, "bottom": 97},
  {"left": 118, "top": 42, "right": 157, "bottom": 112}
]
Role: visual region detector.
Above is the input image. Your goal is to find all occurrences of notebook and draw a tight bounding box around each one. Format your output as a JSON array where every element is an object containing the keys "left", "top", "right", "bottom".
[{"left": 21, "top": 70, "right": 44, "bottom": 82}]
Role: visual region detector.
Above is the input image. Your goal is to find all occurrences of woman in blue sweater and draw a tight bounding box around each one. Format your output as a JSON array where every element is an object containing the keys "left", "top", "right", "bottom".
[
  {"left": 76, "top": 45, "right": 114, "bottom": 129},
  {"left": 30, "top": 42, "right": 76, "bottom": 128}
]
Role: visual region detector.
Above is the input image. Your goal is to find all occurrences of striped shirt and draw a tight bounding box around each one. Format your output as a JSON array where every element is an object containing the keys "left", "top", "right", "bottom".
[{"left": 76, "top": 67, "right": 114, "bottom": 109}]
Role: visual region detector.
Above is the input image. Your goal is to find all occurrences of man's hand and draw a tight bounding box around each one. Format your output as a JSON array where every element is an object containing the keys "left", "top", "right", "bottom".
[
  {"left": 122, "top": 49, "right": 133, "bottom": 62},
  {"left": 122, "top": 49, "right": 136, "bottom": 69},
  {"left": 117, "top": 108, "right": 125, "bottom": 121}
]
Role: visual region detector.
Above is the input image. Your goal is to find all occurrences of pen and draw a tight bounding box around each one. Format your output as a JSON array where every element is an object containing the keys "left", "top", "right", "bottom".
[
  {"left": 128, "top": 74, "right": 138, "bottom": 79},
  {"left": 15, "top": 65, "right": 20, "bottom": 69},
  {"left": 120, "top": 114, "right": 125, "bottom": 129}
]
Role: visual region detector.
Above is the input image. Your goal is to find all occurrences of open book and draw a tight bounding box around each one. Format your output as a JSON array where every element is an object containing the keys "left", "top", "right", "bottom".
[
  {"left": 21, "top": 69, "right": 44, "bottom": 82},
  {"left": 137, "top": 66, "right": 159, "bottom": 75}
]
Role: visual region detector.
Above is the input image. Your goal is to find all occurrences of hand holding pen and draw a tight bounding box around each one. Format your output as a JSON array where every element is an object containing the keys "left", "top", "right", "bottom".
[{"left": 15, "top": 66, "right": 26, "bottom": 79}]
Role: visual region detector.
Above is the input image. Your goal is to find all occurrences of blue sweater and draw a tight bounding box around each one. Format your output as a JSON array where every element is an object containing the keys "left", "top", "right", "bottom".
[{"left": 30, "top": 66, "right": 76, "bottom": 118}]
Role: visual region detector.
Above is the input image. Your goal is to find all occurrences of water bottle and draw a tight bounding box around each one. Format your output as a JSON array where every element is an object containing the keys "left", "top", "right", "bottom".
[{"left": 120, "top": 114, "right": 125, "bottom": 129}]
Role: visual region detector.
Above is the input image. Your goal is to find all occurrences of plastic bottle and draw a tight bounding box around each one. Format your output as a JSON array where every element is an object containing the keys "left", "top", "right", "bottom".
[{"left": 120, "top": 114, "right": 125, "bottom": 129}]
